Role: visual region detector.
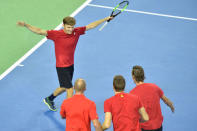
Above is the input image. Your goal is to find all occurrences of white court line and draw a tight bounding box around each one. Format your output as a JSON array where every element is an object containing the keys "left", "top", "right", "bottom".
[
  {"left": 88, "top": 3, "right": 197, "bottom": 21},
  {"left": 0, "top": 0, "right": 92, "bottom": 80},
  {"left": 18, "top": 64, "right": 24, "bottom": 67}
]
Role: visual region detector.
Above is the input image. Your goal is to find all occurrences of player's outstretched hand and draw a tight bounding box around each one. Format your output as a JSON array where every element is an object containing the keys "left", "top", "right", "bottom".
[
  {"left": 108, "top": 16, "right": 114, "bottom": 21},
  {"left": 17, "top": 21, "right": 25, "bottom": 27},
  {"left": 171, "top": 106, "right": 175, "bottom": 113}
]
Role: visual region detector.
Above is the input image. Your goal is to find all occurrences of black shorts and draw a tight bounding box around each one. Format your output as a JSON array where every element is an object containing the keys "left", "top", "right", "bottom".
[
  {"left": 56, "top": 65, "right": 74, "bottom": 89},
  {"left": 142, "top": 126, "right": 162, "bottom": 131}
]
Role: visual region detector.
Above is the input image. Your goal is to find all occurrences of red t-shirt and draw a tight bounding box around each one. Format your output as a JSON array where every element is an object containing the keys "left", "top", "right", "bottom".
[
  {"left": 104, "top": 92, "right": 143, "bottom": 131},
  {"left": 47, "top": 27, "right": 86, "bottom": 67},
  {"left": 129, "top": 83, "right": 164, "bottom": 130},
  {"left": 60, "top": 94, "right": 98, "bottom": 131}
]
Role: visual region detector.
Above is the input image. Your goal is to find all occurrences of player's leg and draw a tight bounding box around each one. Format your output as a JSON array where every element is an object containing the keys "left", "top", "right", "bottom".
[
  {"left": 53, "top": 87, "right": 66, "bottom": 96},
  {"left": 66, "top": 87, "right": 73, "bottom": 98},
  {"left": 44, "top": 65, "right": 74, "bottom": 111},
  {"left": 43, "top": 87, "right": 63, "bottom": 111},
  {"left": 65, "top": 65, "right": 74, "bottom": 99}
]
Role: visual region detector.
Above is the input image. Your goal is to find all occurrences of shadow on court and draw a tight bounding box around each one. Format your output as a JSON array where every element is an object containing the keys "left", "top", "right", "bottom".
[{"left": 44, "top": 111, "right": 65, "bottom": 131}]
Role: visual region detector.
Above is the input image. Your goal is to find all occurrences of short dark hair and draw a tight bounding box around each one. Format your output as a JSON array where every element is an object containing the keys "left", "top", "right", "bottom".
[
  {"left": 132, "top": 65, "right": 145, "bottom": 82},
  {"left": 113, "top": 75, "right": 125, "bottom": 92},
  {"left": 63, "top": 16, "right": 76, "bottom": 26}
]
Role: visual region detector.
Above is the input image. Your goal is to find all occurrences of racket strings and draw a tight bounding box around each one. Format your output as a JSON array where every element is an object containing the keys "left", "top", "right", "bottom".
[
  {"left": 119, "top": 3, "right": 128, "bottom": 9},
  {"left": 113, "top": 9, "right": 121, "bottom": 16},
  {"left": 112, "top": 1, "right": 128, "bottom": 16}
]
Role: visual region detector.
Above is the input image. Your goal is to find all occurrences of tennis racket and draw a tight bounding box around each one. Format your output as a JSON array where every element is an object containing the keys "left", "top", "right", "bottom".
[{"left": 99, "top": 0, "right": 129, "bottom": 31}]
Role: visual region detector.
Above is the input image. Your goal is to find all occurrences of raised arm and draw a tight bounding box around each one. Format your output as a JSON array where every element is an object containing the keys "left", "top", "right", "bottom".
[
  {"left": 139, "top": 107, "right": 149, "bottom": 123},
  {"left": 161, "top": 95, "right": 175, "bottom": 113},
  {"left": 17, "top": 21, "right": 47, "bottom": 36},
  {"left": 102, "top": 112, "right": 112, "bottom": 130},
  {"left": 86, "top": 16, "right": 113, "bottom": 31}
]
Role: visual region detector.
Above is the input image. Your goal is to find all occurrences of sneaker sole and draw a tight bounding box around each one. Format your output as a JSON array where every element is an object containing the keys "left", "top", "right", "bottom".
[{"left": 43, "top": 99, "right": 57, "bottom": 111}]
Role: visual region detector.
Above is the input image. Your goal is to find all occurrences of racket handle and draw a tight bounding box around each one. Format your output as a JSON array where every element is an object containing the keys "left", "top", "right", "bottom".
[
  {"left": 107, "top": 15, "right": 115, "bottom": 22},
  {"left": 99, "top": 22, "right": 108, "bottom": 31}
]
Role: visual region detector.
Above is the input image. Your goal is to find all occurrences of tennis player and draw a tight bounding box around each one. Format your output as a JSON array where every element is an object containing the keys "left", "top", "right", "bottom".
[
  {"left": 17, "top": 16, "right": 113, "bottom": 111},
  {"left": 60, "top": 78, "right": 102, "bottom": 131},
  {"left": 102, "top": 75, "right": 149, "bottom": 131},
  {"left": 130, "top": 65, "right": 175, "bottom": 131}
]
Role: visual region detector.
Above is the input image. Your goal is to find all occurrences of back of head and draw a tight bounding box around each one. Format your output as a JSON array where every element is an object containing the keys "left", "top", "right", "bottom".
[
  {"left": 113, "top": 75, "right": 125, "bottom": 92},
  {"left": 74, "top": 78, "right": 86, "bottom": 93},
  {"left": 63, "top": 16, "right": 76, "bottom": 26},
  {"left": 132, "top": 65, "right": 145, "bottom": 82}
]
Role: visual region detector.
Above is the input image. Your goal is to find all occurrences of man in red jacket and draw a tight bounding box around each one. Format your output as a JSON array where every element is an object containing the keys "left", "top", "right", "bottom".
[
  {"left": 60, "top": 78, "right": 102, "bottom": 131},
  {"left": 130, "top": 65, "right": 175, "bottom": 131},
  {"left": 102, "top": 75, "right": 149, "bottom": 131}
]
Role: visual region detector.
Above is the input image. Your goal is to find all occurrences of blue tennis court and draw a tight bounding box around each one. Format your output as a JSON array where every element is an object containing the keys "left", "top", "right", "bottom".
[{"left": 0, "top": 0, "right": 197, "bottom": 130}]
